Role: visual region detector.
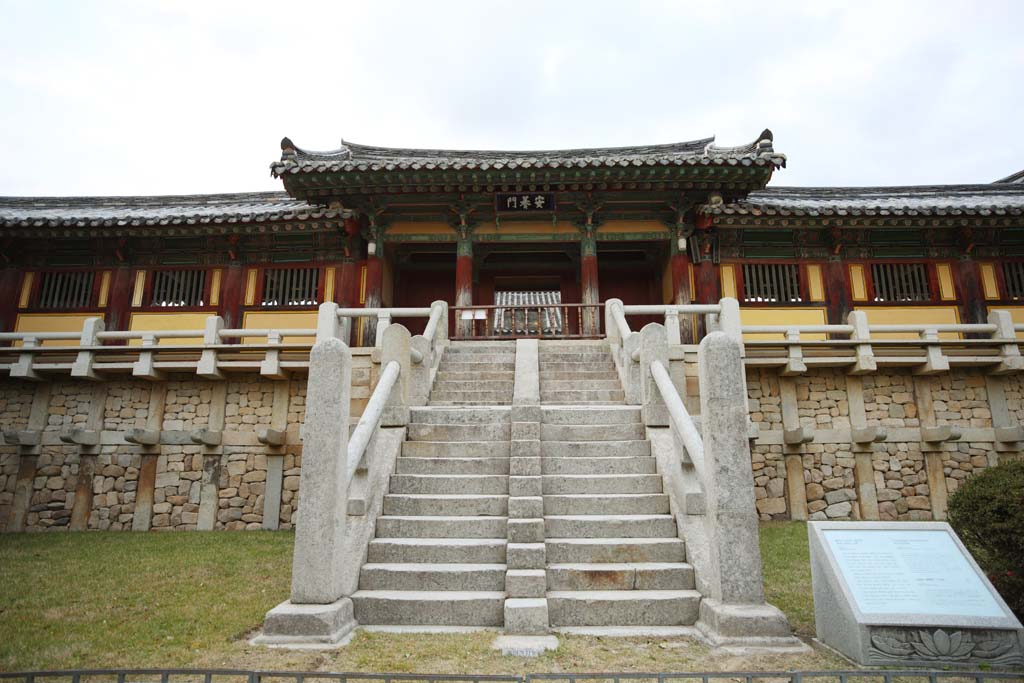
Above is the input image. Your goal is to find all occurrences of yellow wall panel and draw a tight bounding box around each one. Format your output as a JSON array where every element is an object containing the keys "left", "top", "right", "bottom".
[
  {"left": 980, "top": 263, "right": 1000, "bottom": 300},
  {"left": 597, "top": 220, "right": 670, "bottom": 235},
  {"left": 324, "top": 267, "right": 336, "bottom": 303},
  {"left": 131, "top": 270, "right": 147, "bottom": 307},
  {"left": 720, "top": 264, "right": 738, "bottom": 299},
  {"left": 244, "top": 269, "right": 258, "bottom": 306},
  {"left": 128, "top": 312, "right": 210, "bottom": 346},
  {"left": 935, "top": 263, "right": 956, "bottom": 300},
  {"left": 242, "top": 311, "right": 318, "bottom": 344},
  {"left": 855, "top": 306, "right": 961, "bottom": 340},
  {"left": 359, "top": 265, "right": 367, "bottom": 304},
  {"left": 14, "top": 313, "right": 97, "bottom": 346},
  {"left": 97, "top": 271, "right": 112, "bottom": 308},
  {"left": 806, "top": 264, "right": 825, "bottom": 302},
  {"left": 18, "top": 272, "right": 34, "bottom": 309},
  {"left": 849, "top": 264, "right": 867, "bottom": 301},
  {"left": 741, "top": 307, "right": 828, "bottom": 340},
  {"left": 210, "top": 269, "right": 222, "bottom": 306}
]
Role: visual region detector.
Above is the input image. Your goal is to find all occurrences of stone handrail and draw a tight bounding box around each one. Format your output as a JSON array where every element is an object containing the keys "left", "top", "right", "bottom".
[
  {"left": 347, "top": 359, "right": 400, "bottom": 482},
  {"left": 650, "top": 358, "right": 706, "bottom": 484}
]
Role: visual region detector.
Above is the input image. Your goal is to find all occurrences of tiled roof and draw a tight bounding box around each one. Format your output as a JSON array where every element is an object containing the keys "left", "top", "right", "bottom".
[
  {"left": 0, "top": 192, "right": 344, "bottom": 228},
  {"left": 997, "top": 168, "right": 1024, "bottom": 184},
  {"left": 704, "top": 185, "right": 1024, "bottom": 217},
  {"left": 270, "top": 130, "right": 786, "bottom": 177}
]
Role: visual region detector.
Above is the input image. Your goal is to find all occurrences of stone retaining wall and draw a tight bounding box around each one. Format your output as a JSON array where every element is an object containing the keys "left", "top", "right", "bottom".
[{"left": 3, "top": 358, "right": 1021, "bottom": 532}]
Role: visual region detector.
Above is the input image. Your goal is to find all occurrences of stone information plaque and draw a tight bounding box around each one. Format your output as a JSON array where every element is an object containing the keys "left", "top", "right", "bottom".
[{"left": 808, "top": 521, "right": 1024, "bottom": 666}]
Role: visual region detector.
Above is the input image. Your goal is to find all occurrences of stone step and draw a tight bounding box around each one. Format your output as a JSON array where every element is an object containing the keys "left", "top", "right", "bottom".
[
  {"left": 538, "top": 341, "right": 608, "bottom": 351},
  {"left": 447, "top": 342, "right": 516, "bottom": 352},
  {"left": 390, "top": 474, "right": 508, "bottom": 495},
  {"left": 402, "top": 441, "right": 511, "bottom": 457},
  {"left": 543, "top": 440, "right": 650, "bottom": 457},
  {"left": 366, "top": 538, "right": 507, "bottom": 564},
  {"left": 352, "top": 590, "right": 506, "bottom": 626},
  {"left": 431, "top": 400, "right": 513, "bottom": 406},
  {"left": 540, "top": 389, "right": 625, "bottom": 403},
  {"left": 547, "top": 590, "right": 701, "bottom": 626},
  {"left": 376, "top": 515, "right": 507, "bottom": 538},
  {"left": 539, "top": 361, "right": 617, "bottom": 373},
  {"left": 396, "top": 457, "right": 510, "bottom": 475},
  {"left": 441, "top": 355, "right": 515, "bottom": 365},
  {"left": 540, "top": 356, "right": 610, "bottom": 366},
  {"left": 359, "top": 563, "right": 507, "bottom": 591},
  {"left": 408, "top": 423, "right": 511, "bottom": 442},
  {"left": 546, "top": 562, "right": 695, "bottom": 591},
  {"left": 410, "top": 407, "right": 511, "bottom": 424},
  {"left": 542, "top": 474, "right": 662, "bottom": 495},
  {"left": 430, "top": 390, "right": 513, "bottom": 404},
  {"left": 383, "top": 494, "right": 508, "bottom": 517},
  {"left": 542, "top": 456, "right": 656, "bottom": 475},
  {"left": 542, "top": 379, "right": 623, "bottom": 391},
  {"left": 433, "top": 380, "right": 515, "bottom": 393},
  {"left": 544, "top": 494, "right": 669, "bottom": 515},
  {"left": 544, "top": 514, "right": 678, "bottom": 538},
  {"left": 540, "top": 423, "right": 646, "bottom": 442},
  {"left": 541, "top": 405, "right": 641, "bottom": 425},
  {"left": 541, "top": 372, "right": 620, "bottom": 382},
  {"left": 546, "top": 537, "right": 686, "bottom": 564},
  {"left": 434, "top": 370, "right": 516, "bottom": 381}
]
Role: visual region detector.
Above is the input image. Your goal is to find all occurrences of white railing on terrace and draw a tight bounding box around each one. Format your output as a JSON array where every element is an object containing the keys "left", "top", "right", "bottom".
[{"left": 0, "top": 300, "right": 448, "bottom": 381}]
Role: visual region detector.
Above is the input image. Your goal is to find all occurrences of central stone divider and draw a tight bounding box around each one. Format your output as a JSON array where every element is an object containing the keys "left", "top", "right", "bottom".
[{"left": 504, "top": 338, "right": 549, "bottom": 633}]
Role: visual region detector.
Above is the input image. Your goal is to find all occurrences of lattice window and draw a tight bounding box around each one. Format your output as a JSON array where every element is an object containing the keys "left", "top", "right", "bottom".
[
  {"left": 261, "top": 267, "right": 319, "bottom": 307},
  {"left": 741, "top": 263, "right": 802, "bottom": 303},
  {"left": 1003, "top": 262, "right": 1024, "bottom": 300},
  {"left": 37, "top": 271, "right": 95, "bottom": 309},
  {"left": 151, "top": 269, "right": 206, "bottom": 307},
  {"left": 871, "top": 263, "right": 931, "bottom": 302},
  {"left": 493, "top": 290, "right": 562, "bottom": 335}
]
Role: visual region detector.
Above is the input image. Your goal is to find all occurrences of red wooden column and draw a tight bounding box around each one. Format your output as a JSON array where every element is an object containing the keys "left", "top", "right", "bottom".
[
  {"left": 824, "top": 257, "right": 851, "bottom": 325},
  {"left": 580, "top": 226, "right": 600, "bottom": 336},
  {"left": 954, "top": 257, "right": 986, "bottom": 325},
  {"left": 0, "top": 267, "right": 21, "bottom": 332},
  {"left": 455, "top": 230, "right": 474, "bottom": 338},
  {"left": 670, "top": 228, "right": 694, "bottom": 343},
  {"left": 106, "top": 266, "right": 135, "bottom": 331},
  {"left": 361, "top": 226, "right": 384, "bottom": 346}
]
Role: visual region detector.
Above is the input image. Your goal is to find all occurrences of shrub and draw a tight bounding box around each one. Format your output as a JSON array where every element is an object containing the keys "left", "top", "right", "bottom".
[{"left": 947, "top": 458, "right": 1024, "bottom": 620}]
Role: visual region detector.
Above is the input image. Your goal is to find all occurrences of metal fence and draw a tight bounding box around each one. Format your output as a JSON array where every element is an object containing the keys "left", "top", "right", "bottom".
[{"left": 0, "top": 671, "right": 1021, "bottom": 683}]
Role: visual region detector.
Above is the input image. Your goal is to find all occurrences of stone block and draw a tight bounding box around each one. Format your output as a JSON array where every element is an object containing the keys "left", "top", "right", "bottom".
[
  {"left": 509, "top": 458, "right": 541, "bottom": 476},
  {"left": 508, "top": 496, "right": 543, "bottom": 518},
  {"left": 507, "top": 542, "right": 545, "bottom": 569},
  {"left": 506, "top": 569, "right": 546, "bottom": 598},
  {"left": 509, "top": 476, "right": 542, "bottom": 497},
  {"left": 503, "top": 598, "right": 549, "bottom": 634},
  {"left": 508, "top": 518, "right": 544, "bottom": 543}
]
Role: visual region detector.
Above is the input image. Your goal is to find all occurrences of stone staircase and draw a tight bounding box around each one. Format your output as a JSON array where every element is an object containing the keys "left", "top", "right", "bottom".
[
  {"left": 351, "top": 405, "right": 511, "bottom": 626},
  {"left": 429, "top": 341, "right": 515, "bottom": 405},
  {"left": 351, "top": 339, "right": 700, "bottom": 631},
  {"left": 539, "top": 341, "right": 625, "bottom": 404},
  {"left": 541, "top": 404, "right": 700, "bottom": 627}
]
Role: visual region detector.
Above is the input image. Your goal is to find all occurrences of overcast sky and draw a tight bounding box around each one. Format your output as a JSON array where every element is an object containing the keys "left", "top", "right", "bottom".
[{"left": 1, "top": 0, "right": 1022, "bottom": 197}]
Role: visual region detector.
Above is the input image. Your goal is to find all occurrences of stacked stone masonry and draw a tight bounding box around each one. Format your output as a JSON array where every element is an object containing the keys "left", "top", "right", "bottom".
[{"left": 2, "top": 361, "right": 1021, "bottom": 532}]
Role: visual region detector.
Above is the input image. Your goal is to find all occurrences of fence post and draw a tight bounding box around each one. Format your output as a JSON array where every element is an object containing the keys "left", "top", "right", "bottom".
[
  {"left": 665, "top": 308, "right": 682, "bottom": 345},
  {"left": 132, "top": 332, "right": 163, "bottom": 379},
  {"left": 316, "top": 301, "right": 340, "bottom": 342},
  {"left": 71, "top": 317, "right": 105, "bottom": 379},
  {"left": 847, "top": 310, "right": 876, "bottom": 374},
  {"left": 605, "top": 298, "right": 624, "bottom": 347},
  {"left": 380, "top": 323, "right": 410, "bottom": 426},
  {"left": 694, "top": 331, "right": 795, "bottom": 645},
  {"left": 639, "top": 323, "right": 669, "bottom": 426},
  {"left": 197, "top": 316, "right": 225, "bottom": 379},
  {"left": 989, "top": 309, "right": 1023, "bottom": 374},
  {"left": 260, "top": 336, "right": 356, "bottom": 644},
  {"left": 375, "top": 311, "right": 392, "bottom": 348},
  {"left": 431, "top": 300, "right": 449, "bottom": 349},
  {"left": 718, "top": 297, "right": 744, "bottom": 354}
]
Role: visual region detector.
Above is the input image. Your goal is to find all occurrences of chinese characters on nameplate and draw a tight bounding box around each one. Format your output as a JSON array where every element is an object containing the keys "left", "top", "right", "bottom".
[{"left": 495, "top": 193, "right": 556, "bottom": 213}]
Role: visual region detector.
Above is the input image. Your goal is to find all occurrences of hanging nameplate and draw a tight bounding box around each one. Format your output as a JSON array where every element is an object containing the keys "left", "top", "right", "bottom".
[{"left": 495, "top": 192, "right": 556, "bottom": 213}]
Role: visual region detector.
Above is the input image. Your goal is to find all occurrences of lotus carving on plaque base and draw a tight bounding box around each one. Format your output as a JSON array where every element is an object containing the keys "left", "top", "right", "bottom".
[{"left": 869, "top": 627, "right": 1023, "bottom": 666}]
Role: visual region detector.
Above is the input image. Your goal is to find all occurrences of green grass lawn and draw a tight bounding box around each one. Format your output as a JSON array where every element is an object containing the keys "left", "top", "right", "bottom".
[{"left": 0, "top": 522, "right": 841, "bottom": 673}]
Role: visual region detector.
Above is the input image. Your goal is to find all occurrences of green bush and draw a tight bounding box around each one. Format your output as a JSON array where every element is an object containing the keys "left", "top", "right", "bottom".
[{"left": 947, "top": 458, "right": 1024, "bottom": 620}]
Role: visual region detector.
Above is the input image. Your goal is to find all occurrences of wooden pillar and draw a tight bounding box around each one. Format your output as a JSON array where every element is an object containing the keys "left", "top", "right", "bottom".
[
  {"left": 337, "top": 258, "right": 358, "bottom": 345},
  {"left": 455, "top": 231, "right": 473, "bottom": 337},
  {"left": 671, "top": 232, "right": 695, "bottom": 343},
  {"left": 220, "top": 263, "right": 245, "bottom": 329},
  {"left": 361, "top": 227, "right": 384, "bottom": 346},
  {"left": 0, "top": 267, "right": 20, "bottom": 332},
  {"left": 954, "top": 257, "right": 986, "bottom": 325},
  {"left": 824, "top": 257, "right": 851, "bottom": 325},
  {"left": 580, "top": 226, "right": 600, "bottom": 335}
]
